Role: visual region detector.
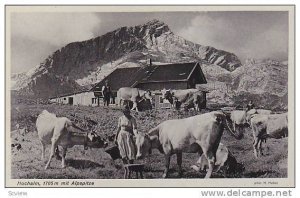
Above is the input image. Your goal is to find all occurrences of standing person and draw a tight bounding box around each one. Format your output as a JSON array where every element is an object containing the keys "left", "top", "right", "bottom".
[
  {"left": 111, "top": 92, "right": 116, "bottom": 104},
  {"left": 102, "top": 80, "right": 111, "bottom": 106},
  {"left": 246, "top": 100, "right": 255, "bottom": 111},
  {"left": 114, "top": 105, "right": 138, "bottom": 164},
  {"left": 174, "top": 98, "right": 181, "bottom": 110}
]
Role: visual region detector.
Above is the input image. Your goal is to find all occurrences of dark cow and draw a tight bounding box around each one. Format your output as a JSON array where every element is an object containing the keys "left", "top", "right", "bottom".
[{"left": 117, "top": 87, "right": 152, "bottom": 112}]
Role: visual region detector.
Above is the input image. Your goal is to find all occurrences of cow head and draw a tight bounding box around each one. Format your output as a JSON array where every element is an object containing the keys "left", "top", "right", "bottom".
[
  {"left": 245, "top": 109, "right": 259, "bottom": 125},
  {"left": 161, "top": 89, "right": 173, "bottom": 104},
  {"left": 224, "top": 113, "right": 244, "bottom": 140},
  {"left": 143, "top": 90, "right": 153, "bottom": 104},
  {"left": 86, "top": 132, "right": 108, "bottom": 149},
  {"left": 135, "top": 133, "right": 152, "bottom": 159}
]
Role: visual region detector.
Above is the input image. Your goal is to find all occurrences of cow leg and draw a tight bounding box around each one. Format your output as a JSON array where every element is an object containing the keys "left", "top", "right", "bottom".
[
  {"left": 139, "top": 171, "right": 144, "bottom": 179},
  {"left": 131, "top": 101, "right": 138, "bottom": 112},
  {"left": 193, "top": 101, "right": 198, "bottom": 112},
  {"left": 41, "top": 141, "right": 46, "bottom": 161},
  {"left": 253, "top": 137, "right": 259, "bottom": 158},
  {"left": 61, "top": 147, "right": 67, "bottom": 168},
  {"left": 162, "top": 154, "right": 171, "bottom": 178},
  {"left": 136, "top": 171, "right": 139, "bottom": 179},
  {"left": 258, "top": 139, "right": 263, "bottom": 156},
  {"left": 124, "top": 167, "right": 128, "bottom": 179},
  {"left": 45, "top": 140, "right": 58, "bottom": 170},
  {"left": 128, "top": 170, "right": 132, "bottom": 179},
  {"left": 204, "top": 150, "right": 216, "bottom": 179},
  {"left": 55, "top": 146, "right": 60, "bottom": 160},
  {"left": 176, "top": 152, "right": 183, "bottom": 177}
]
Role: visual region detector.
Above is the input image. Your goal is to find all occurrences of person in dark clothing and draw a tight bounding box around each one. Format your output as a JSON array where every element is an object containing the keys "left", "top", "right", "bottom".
[
  {"left": 246, "top": 100, "right": 255, "bottom": 111},
  {"left": 102, "top": 81, "right": 112, "bottom": 106},
  {"left": 174, "top": 98, "right": 181, "bottom": 110},
  {"left": 111, "top": 93, "right": 116, "bottom": 104}
]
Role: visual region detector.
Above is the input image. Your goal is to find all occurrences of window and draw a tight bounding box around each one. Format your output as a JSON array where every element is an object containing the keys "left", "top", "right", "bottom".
[{"left": 92, "top": 98, "right": 98, "bottom": 104}]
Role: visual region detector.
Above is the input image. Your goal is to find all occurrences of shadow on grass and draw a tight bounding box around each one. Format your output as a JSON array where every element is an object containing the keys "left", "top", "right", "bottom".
[
  {"left": 23, "top": 172, "right": 89, "bottom": 179},
  {"left": 243, "top": 170, "right": 276, "bottom": 178},
  {"left": 144, "top": 166, "right": 163, "bottom": 173},
  {"left": 66, "top": 159, "right": 105, "bottom": 169}
]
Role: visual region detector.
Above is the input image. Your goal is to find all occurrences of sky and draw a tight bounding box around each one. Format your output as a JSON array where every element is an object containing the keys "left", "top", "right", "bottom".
[{"left": 10, "top": 11, "right": 289, "bottom": 73}]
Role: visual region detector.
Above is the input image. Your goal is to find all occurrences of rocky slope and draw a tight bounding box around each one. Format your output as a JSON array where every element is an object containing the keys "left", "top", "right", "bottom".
[
  {"left": 201, "top": 59, "right": 288, "bottom": 110},
  {"left": 12, "top": 19, "right": 241, "bottom": 98}
]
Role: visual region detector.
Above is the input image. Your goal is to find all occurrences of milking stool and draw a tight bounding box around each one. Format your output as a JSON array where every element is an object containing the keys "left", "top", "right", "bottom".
[{"left": 123, "top": 164, "right": 145, "bottom": 179}]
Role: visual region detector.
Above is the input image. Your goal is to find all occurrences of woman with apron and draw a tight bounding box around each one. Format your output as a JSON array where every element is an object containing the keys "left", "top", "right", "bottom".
[{"left": 115, "top": 105, "right": 138, "bottom": 164}]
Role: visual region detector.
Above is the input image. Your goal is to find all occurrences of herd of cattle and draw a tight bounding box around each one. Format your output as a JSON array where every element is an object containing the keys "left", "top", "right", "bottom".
[
  {"left": 117, "top": 87, "right": 206, "bottom": 112},
  {"left": 33, "top": 87, "right": 288, "bottom": 179}
]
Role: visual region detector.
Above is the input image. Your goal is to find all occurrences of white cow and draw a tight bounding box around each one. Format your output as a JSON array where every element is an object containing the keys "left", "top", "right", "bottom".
[
  {"left": 250, "top": 113, "right": 288, "bottom": 158},
  {"left": 36, "top": 110, "right": 108, "bottom": 169},
  {"left": 161, "top": 88, "right": 203, "bottom": 111},
  {"left": 135, "top": 111, "right": 243, "bottom": 178},
  {"left": 229, "top": 109, "right": 272, "bottom": 132},
  {"left": 117, "top": 87, "right": 152, "bottom": 112},
  {"left": 245, "top": 109, "right": 272, "bottom": 123}
]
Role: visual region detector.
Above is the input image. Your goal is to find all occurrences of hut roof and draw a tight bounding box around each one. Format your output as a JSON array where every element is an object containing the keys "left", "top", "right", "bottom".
[{"left": 90, "top": 62, "right": 207, "bottom": 92}]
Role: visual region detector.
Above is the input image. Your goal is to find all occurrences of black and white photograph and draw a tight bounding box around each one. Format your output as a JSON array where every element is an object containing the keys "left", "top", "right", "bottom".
[{"left": 5, "top": 5, "right": 295, "bottom": 187}]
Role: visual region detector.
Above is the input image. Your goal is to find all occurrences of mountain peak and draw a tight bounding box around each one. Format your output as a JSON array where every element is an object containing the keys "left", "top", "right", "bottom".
[
  {"left": 145, "top": 19, "right": 166, "bottom": 26},
  {"left": 140, "top": 19, "right": 170, "bottom": 33}
]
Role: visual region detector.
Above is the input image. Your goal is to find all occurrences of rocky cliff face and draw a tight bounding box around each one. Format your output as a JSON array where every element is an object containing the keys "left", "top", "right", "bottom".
[
  {"left": 201, "top": 59, "right": 288, "bottom": 110},
  {"left": 12, "top": 19, "right": 242, "bottom": 98},
  {"left": 232, "top": 59, "right": 288, "bottom": 97}
]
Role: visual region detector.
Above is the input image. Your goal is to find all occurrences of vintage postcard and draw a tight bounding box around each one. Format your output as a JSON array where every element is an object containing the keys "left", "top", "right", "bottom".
[{"left": 5, "top": 5, "right": 295, "bottom": 187}]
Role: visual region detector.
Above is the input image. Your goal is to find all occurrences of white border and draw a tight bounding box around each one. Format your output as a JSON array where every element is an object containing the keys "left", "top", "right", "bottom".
[{"left": 1, "top": 1, "right": 298, "bottom": 197}]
